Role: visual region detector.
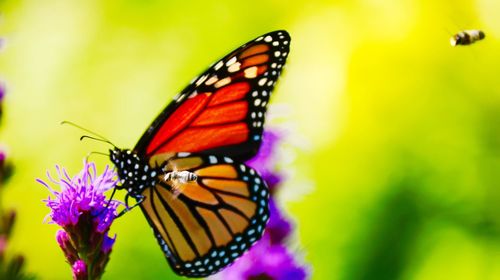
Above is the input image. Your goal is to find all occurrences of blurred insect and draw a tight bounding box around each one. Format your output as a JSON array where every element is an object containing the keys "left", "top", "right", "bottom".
[
  {"left": 162, "top": 170, "right": 198, "bottom": 197},
  {"left": 105, "top": 30, "right": 291, "bottom": 277},
  {"left": 163, "top": 170, "right": 198, "bottom": 184},
  {"left": 450, "top": 30, "right": 485, "bottom": 46}
]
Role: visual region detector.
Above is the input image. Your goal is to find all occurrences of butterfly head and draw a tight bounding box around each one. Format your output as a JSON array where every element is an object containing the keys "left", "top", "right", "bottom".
[{"left": 109, "top": 148, "right": 157, "bottom": 195}]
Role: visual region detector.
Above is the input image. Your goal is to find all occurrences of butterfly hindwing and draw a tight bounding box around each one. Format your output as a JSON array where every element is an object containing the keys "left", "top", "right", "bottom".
[
  {"left": 134, "top": 30, "right": 290, "bottom": 162},
  {"left": 138, "top": 153, "right": 270, "bottom": 277}
]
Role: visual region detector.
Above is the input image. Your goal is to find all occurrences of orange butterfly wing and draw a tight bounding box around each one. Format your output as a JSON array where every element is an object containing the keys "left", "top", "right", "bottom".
[
  {"left": 134, "top": 30, "right": 290, "bottom": 162},
  {"left": 139, "top": 154, "right": 269, "bottom": 277}
]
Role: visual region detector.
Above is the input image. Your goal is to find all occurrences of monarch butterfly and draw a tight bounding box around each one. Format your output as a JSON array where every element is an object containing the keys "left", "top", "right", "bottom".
[
  {"left": 109, "top": 30, "right": 290, "bottom": 277},
  {"left": 450, "top": 30, "right": 485, "bottom": 46}
]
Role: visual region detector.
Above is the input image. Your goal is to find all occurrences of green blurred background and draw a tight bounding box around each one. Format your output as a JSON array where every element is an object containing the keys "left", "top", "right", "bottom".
[{"left": 1, "top": 0, "right": 499, "bottom": 279}]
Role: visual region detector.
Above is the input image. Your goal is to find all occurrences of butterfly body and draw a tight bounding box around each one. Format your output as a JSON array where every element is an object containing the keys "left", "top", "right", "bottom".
[
  {"left": 109, "top": 30, "right": 290, "bottom": 277},
  {"left": 110, "top": 148, "right": 159, "bottom": 197}
]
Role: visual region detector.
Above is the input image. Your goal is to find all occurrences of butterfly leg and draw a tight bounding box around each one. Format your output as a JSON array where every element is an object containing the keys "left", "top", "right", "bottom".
[
  {"left": 115, "top": 194, "right": 145, "bottom": 218},
  {"left": 104, "top": 187, "right": 118, "bottom": 208},
  {"left": 93, "top": 187, "right": 119, "bottom": 217}
]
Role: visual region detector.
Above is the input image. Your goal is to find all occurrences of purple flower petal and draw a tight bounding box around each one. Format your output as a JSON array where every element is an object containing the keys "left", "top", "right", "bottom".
[
  {"left": 0, "top": 82, "right": 5, "bottom": 102},
  {"left": 56, "top": 230, "right": 70, "bottom": 248},
  {"left": 246, "top": 130, "right": 284, "bottom": 191},
  {"left": 267, "top": 198, "right": 292, "bottom": 244},
  {"left": 101, "top": 234, "right": 116, "bottom": 253},
  {"left": 0, "top": 150, "right": 5, "bottom": 165}
]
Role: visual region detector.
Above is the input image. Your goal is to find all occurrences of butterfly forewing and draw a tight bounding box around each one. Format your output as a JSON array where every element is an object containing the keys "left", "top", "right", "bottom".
[
  {"left": 134, "top": 30, "right": 290, "bottom": 162},
  {"left": 139, "top": 153, "right": 270, "bottom": 277}
]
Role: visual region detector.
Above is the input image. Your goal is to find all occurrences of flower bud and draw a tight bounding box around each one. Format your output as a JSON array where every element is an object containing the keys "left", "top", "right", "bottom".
[{"left": 72, "top": 259, "right": 88, "bottom": 280}]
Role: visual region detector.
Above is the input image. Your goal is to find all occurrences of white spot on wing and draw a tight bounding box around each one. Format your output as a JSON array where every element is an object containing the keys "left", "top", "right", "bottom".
[
  {"left": 227, "top": 62, "right": 241, "bottom": 73},
  {"left": 175, "top": 94, "right": 186, "bottom": 103},
  {"left": 205, "top": 75, "right": 218, "bottom": 86},
  {"left": 226, "top": 56, "right": 237, "bottom": 66},
  {"left": 244, "top": 66, "right": 258, "bottom": 78},
  {"left": 214, "top": 61, "right": 224, "bottom": 70},
  {"left": 195, "top": 75, "right": 208, "bottom": 86},
  {"left": 215, "top": 77, "right": 231, "bottom": 88},
  {"left": 209, "top": 156, "right": 217, "bottom": 164},
  {"left": 189, "top": 91, "right": 198, "bottom": 98}
]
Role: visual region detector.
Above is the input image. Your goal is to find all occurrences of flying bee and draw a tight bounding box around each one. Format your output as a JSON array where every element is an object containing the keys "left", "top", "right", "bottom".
[
  {"left": 162, "top": 170, "right": 198, "bottom": 197},
  {"left": 164, "top": 170, "right": 198, "bottom": 184},
  {"left": 450, "top": 30, "right": 485, "bottom": 46}
]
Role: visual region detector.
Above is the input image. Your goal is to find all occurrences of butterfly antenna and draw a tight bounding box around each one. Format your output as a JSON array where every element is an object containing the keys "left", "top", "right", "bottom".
[
  {"left": 105, "top": 187, "right": 118, "bottom": 208},
  {"left": 61, "top": 120, "right": 117, "bottom": 148},
  {"left": 80, "top": 135, "right": 117, "bottom": 149}
]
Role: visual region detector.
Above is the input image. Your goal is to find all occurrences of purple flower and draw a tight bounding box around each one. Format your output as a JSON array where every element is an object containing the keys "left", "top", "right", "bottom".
[
  {"left": 38, "top": 161, "right": 119, "bottom": 279},
  {"left": 0, "top": 82, "right": 4, "bottom": 121},
  {"left": 247, "top": 130, "right": 283, "bottom": 191},
  {"left": 246, "top": 129, "right": 291, "bottom": 244},
  {"left": 39, "top": 162, "right": 119, "bottom": 230},
  {"left": 0, "top": 149, "right": 5, "bottom": 165},
  {"left": 0, "top": 81, "right": 5, "bottom": 102},
  {"left": 217, "top": 235, "right": 308, "bottom": 280}
]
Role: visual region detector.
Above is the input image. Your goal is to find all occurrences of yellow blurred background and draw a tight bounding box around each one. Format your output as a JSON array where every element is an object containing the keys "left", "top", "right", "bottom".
[{"left": 0, "top": 0, "right": 499, "bottom": 279}]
